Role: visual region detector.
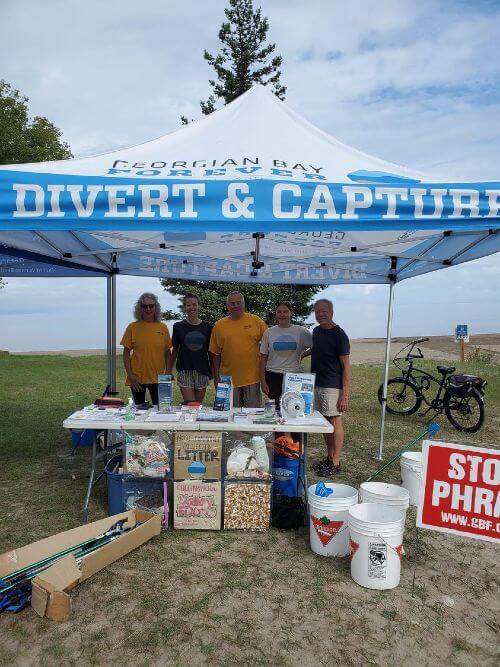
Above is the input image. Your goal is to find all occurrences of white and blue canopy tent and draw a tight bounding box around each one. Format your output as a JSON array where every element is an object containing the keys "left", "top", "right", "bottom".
[{"left": 1, "top": 85, "right": 499, "bottom": 457}]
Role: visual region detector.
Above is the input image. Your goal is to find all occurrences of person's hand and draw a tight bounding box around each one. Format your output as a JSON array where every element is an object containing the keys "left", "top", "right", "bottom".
[
  {"left": 213, "top": 375, "right": 220, "bottom": 389},
  {"left": 337, "top": 391, "right": 349, "bottom": 413},
  {"left": 261, "top": 381, "right": 270, "bottom": 397},
  {"left": 128, "top": 374, "right": 142, "bottom": 391}
]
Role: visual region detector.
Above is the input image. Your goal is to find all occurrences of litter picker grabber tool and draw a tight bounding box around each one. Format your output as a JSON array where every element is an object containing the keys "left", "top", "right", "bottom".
[
  {"left": 0, "top": 519, "right": 133, "bottom": 614},
  {"left": 1, "top": 519, "right": 129, "bottom": 586},
  {"left": 366, "top": 422, "right": 440, "bottom": 482}
]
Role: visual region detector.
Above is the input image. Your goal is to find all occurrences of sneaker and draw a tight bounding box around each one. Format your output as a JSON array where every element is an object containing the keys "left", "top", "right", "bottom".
[
  {"left": 312, "top": 457, "right": 330, "bottom": 472},
  {"left": 316, "top": 460, "right": 341, "bottom": 477}
]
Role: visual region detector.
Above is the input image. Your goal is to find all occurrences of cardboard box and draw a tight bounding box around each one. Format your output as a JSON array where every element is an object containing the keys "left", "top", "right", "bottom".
[
  {"left": 0, "top": 509, "right": 161, "bottom": 622},
  {"left": 173, "top": 480, "right": 222, "bottom": 530},
  {"left": 173, "top": 431, "right": 222, "bottom": 480}
]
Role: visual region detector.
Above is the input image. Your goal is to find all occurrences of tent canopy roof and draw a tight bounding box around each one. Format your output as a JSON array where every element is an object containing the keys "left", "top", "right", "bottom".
[{"left": 0, "top": 86, "right": 498, "bottom": 283}]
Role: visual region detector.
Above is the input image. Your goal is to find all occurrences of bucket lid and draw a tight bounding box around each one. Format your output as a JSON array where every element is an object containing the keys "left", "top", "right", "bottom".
[
  {"left": 360, "top": 482, "right": 410, "bottom": 501},
  {"left": 348, "top": 502, "right": 405, "bottom": 524}
]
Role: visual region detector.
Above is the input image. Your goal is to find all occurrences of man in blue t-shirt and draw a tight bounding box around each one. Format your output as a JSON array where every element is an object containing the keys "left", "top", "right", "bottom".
[{"left": 310, "top": 298, "right": 351, "bottom": 476}]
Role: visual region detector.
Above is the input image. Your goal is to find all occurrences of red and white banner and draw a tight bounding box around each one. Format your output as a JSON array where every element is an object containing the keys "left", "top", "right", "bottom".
[{"left": 417, "top": 440, "right": 499, "bottom": 543}]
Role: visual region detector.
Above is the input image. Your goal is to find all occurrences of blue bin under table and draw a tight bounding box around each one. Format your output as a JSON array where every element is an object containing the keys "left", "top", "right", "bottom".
[
  {"left": 70, "top": 429, "right": 95, "bottom": 449},
  {"left": 105, "top": 455, "right": 166, "bottom": 516}
]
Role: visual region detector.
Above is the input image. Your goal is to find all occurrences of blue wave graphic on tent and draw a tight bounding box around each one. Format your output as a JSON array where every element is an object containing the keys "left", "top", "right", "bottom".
[{"left": 347, "top": 170, "right": 421, "bottom": 184}]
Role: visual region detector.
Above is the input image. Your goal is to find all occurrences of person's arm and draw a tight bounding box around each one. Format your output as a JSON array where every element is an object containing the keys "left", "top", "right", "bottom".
[
  {"left": 300, "top": 328, "right": 313, "bottom": 359},
  {"left": 123, "top": 347, "right": 142, "bottom": 391},
  {"left": 260, "top": 353, "right": 269, "bottom": 396},
  {"left": 166, "top": 348, "right": 176, "bottom": 374},
  {"left": 338, "top": 355, "right": 351, "bottom": 412},
  {"left": 208, "top": 324, "right": 221, "bottom": 387},
  {"left": 212, "top": 354, "right": 221, "bottom": 388}
]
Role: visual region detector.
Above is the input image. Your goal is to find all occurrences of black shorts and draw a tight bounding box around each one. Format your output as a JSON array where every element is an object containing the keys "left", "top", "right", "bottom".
[{"left": 131, "top": 383, "right": 158, "bottom": 406}]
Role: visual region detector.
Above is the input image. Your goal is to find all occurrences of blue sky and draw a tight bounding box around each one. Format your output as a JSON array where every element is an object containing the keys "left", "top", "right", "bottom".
[{"left": 1, "top": 0, "right": 499, "bottom": 350}]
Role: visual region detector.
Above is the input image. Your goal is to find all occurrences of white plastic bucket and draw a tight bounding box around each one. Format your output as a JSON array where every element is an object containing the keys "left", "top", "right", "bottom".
[
  {"left": 400, "top": 452, "right": 423, "bottom": 506},
  {"left": 307, "top": 483, "right": 358, "bottom": 557},
  {"left": 359, "top": 482, "right": 410, "bottom": 516},
  {"left": 348, "top": 503, "right": 405, "bottom": 590}
]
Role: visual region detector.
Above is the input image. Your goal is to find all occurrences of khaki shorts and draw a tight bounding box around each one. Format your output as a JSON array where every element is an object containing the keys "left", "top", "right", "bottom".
[{"left": 314, "top": 387, "right": 342, "bottom": 417}]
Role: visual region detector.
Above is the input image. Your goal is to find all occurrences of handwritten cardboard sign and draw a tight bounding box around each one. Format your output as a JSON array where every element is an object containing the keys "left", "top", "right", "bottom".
[
  {"left": 173, "top": 431, "right": 222, "bottom": 480},
  {"left": 173, "top": 480, "right": 222, "bottom": 530}
]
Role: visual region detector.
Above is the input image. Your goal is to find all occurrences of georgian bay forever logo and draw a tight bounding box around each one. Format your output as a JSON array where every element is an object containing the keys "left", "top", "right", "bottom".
[{"left": 106, "top": 157, "right": 326, "bottom": 179}]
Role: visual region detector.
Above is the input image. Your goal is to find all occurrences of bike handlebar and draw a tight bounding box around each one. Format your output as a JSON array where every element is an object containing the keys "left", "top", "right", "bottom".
[{"left": 393, "top": 337, "right": 429, "bottom": 367}]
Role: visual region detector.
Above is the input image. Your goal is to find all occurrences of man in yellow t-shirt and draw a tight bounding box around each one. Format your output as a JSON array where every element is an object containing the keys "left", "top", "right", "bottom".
[
  {"left": 209, "top": 291, "right": 267, "bottom": 408},
  {"left": 121, "top": 292, "right": 172, "bottom": 406}
]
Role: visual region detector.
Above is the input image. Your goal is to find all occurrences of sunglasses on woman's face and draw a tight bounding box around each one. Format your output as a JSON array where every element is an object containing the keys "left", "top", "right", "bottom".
[{"left": 141, "top": 303, "right": 155, "bottom": 310}]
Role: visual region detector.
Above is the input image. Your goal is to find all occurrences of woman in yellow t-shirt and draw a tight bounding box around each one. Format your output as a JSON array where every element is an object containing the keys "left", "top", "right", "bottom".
[{"left": 121, "top": 293, "right": 172, "bottom": 406}]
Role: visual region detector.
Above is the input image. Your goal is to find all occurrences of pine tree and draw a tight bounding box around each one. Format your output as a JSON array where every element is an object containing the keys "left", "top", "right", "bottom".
[
  {"left": 200, "top": 0, "right": 286, "bottom": 115},
  {"left": 165, "top": 1, "right": 322, "bottom": 322},
  {"left": 181, "top": 0, "right": 286, "bottom": 123}
]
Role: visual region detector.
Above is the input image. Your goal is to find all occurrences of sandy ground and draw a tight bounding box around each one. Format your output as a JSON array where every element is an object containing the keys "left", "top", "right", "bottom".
[
  {"left": 1, "top": 453, "right": 498, "bottom": 667},
  {"left": 0, "top": 353, "right": 498, "bottom": 665},
  {"left": 7, "top": 340, "right": 459, "bottom": 363}
]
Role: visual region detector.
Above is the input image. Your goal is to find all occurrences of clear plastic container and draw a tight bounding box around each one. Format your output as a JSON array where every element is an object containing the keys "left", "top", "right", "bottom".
[
  {"left": 223, "top": 480, "right": 272, "bottom": 531},
  {"left": 223, "top": 432, "right": 273, "bottom": 481}
]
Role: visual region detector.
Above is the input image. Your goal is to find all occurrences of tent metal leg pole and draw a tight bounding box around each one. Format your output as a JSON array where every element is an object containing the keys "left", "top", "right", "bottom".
[
  {"left": 106, "top": 274, "right": 117, "bottom": 393},
  {"left": 377, "top": 281, "right": 395, "bottom": 460}
]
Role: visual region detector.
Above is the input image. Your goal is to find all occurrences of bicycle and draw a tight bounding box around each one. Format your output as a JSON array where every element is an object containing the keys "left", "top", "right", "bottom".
[{"left": 377, "top": 338, "right": 487, "bottom": 433}]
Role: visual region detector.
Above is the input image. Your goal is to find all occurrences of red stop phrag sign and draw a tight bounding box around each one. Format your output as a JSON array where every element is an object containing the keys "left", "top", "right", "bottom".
[{"left": 417, "top": 441, "right": 499, "bottom": 543}]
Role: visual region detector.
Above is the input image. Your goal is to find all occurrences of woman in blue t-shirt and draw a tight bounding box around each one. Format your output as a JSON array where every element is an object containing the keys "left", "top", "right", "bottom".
[{"left": 167, "top": 294, "right": 212, "bottom": 403}]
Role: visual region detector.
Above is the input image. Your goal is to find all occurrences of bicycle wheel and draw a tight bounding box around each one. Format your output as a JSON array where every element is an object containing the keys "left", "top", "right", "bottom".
[
  {"left": 378, "top": 379, "right": 422, "bottom": 416},
  {"left": 444, "top": 388, "right": 485, "bottom": 433}
]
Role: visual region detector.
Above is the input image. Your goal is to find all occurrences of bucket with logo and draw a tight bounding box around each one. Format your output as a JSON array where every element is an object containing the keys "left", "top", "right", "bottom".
[
  {"left": 348, "top": 503, "right": 405, "bottom": 590},
  {"left": 307, "top": 482, "right": 358, "bottom": 556}
]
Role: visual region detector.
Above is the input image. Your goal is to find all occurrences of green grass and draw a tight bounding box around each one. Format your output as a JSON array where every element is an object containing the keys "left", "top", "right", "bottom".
[{"left": 0, "top": 354, "right": 498, "bottom": 665}]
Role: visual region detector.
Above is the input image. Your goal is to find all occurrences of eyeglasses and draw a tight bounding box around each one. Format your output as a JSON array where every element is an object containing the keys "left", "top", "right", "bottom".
[{"left": 141, "top": 303, "right": 155, "bottom": 310}]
